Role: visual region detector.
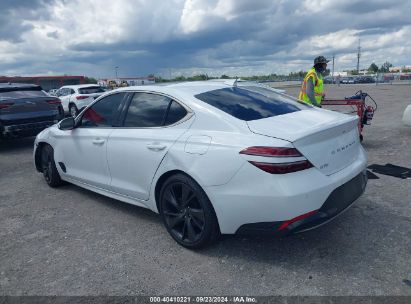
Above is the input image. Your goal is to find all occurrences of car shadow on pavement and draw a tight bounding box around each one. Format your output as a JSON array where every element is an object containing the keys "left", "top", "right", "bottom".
[
  {"left": 0, "top": 137, "right": 35, "bottom": 153},
  {"left": 195, "top": 196, "right": 404, "bottom": 272},
  {"left": 60, "top": 183, "right": 162, "bottom": 224}
]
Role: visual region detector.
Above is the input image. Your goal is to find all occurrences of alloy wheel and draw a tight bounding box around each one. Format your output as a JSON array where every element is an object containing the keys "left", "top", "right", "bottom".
[
  {"left": 41, "top": 152, "right": 52, "bottom": 184},
  {"left": 162, "top": 182, "right": 206, "bottom": 243}
]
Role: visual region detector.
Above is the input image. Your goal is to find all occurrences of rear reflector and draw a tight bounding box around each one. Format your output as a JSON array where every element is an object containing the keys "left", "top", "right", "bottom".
[
  {"left": 240, "top": 146, "right": 302, "bottom": 157},
  {"left": 0, "top": 102, "right": 14, "bottom": 109},
  {"left": 249, "top": 160, "right": 313, "bottom": 174},
  {"left": 76, "top": 95, "right": 89, "bottom": 100},
  {"left": 46, "top": 99, "right": 61, "bottom": 105},
  {"left": 277, "top": 210, "right": 318, "bottom": 231}
]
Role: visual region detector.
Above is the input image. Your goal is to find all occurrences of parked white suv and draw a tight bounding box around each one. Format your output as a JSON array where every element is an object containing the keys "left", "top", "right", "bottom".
[{"left": 57, "top": 84, "right": 105, "bottom": 117}]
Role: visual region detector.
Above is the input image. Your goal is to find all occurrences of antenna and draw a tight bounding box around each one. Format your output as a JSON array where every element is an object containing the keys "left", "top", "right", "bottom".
[
  {"left": 357, "top": 39, "right": 361, "bottom": 73},
  {"left": 233, "top": 77, "right": 238, "bottom": 87}
]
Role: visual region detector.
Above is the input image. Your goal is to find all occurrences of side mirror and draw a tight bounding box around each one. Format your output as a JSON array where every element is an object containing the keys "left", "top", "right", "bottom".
[{"left": 58, "top": 117, "right": 75, "bottom": 130}]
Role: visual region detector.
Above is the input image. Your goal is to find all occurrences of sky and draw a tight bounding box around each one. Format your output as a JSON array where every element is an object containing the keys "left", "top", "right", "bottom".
[{"left": 1, "top": 0, "right": 410, "bottom": 79}]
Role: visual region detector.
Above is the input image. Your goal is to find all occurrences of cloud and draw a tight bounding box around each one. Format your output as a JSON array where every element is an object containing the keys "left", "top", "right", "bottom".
[{"left": 0, "top": 0, "right": 410, "bottom": 78}]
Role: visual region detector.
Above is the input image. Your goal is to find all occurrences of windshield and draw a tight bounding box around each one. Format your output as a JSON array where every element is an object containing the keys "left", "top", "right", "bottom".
[
  {"left": 79, "top": 87, "right": 105, "bottom": 94},
  {"left": 194, "top": 86, "right": 309, "bottom": 121}
]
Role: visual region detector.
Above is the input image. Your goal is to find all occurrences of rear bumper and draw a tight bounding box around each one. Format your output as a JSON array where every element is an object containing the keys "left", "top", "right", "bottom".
[
  {"left": 1, "top": 120, "right": 56, "bottom": 138},
  {"left": 236, "top": 170, "right": 368, "bottom": 236}
]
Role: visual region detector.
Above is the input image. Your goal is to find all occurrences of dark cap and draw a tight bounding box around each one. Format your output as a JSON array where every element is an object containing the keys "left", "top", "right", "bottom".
[{"left": 314, "top": 56, "right": 330, "bottom": 65}]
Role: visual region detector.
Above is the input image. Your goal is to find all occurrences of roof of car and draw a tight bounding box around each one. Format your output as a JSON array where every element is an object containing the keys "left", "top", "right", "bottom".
[
  {"left": 0, "top": 82, "right": 41, "bottom": 91},
  {"left": 60, "top": 84, "right": 100, "bottom": 89},
  {"left": 114, "top": 80, "right": 261, "bottom": 96},
  {"left": 0, "top": 82, "right": 39, "bottom": 88}
]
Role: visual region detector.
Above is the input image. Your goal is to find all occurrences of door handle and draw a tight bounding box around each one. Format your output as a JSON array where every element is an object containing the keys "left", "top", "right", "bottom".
[
  {"left": 146, "top": 143, "right": 166, "bottom": 151},
  {"left": 92, "top": 138, "right": 105, "bottom": 145}
]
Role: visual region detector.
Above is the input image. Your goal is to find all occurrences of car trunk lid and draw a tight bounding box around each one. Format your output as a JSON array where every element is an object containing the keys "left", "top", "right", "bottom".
[{"left": 247, "top": 109, "right": 360, "bottom": 175}]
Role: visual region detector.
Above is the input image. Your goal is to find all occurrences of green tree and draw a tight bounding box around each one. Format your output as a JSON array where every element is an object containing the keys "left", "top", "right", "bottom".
[
  {"left": 379, "top": 61, "right": 393, "bottom": 73},
  {"left": 220, "top": 74, "right": 230, "bottom": 79},
  {"left": 368, "top": 63, "right": 379, "bottom": 73},
  {"left": 84, "top": 77, "right": 97, "bottom": 84}
]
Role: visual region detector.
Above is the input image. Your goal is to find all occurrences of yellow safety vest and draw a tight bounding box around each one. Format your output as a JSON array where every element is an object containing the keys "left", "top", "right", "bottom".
[{"left": 298, "top": 67, "right": 324, "bottom": 105}]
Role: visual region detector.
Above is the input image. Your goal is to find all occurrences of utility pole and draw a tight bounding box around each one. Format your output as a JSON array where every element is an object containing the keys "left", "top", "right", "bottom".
[
  {"left": 356, "top": 39, "right": 361, "bottom": 74},
  {"left": 115, "top": 66, "right": 119, "bottom": 79},
  {"left": 332, "top": 53, "right": 335, "bottom": 82}
]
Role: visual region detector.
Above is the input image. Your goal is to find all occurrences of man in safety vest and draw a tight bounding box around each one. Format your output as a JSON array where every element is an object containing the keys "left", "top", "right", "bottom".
[{"left": 299, "top": 56, "right": 330, "bottom": 107}]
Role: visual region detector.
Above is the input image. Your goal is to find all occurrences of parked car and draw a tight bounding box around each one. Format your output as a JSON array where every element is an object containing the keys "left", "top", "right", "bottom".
[
  {"left": 403, "top": 104, "right": 411, "bottom": 126},
  {"left": 0, "top": 83, "right": 63, "bottom": 138},
  {"left": 357, "top": 76, "right": 375, "bottom": 83},
  {"left": 56, "top": 84, "right": 105, "bottom": 117},
  {"left": 340, "top": 77, "right": 349, "bottom": 84},
  {"left": 34, "top": 81, "right": 368, "bottom": 248}
]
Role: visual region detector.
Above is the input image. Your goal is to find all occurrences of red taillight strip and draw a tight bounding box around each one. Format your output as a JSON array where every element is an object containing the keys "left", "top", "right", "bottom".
[
  {"left": 240, "top": 146, "right": 302, "bottom": 157},
  {"left": 277, "top": 210, "right": 319, "bottom": 231},
  {"left": 46, "top": 99, "right": 61, "bottom": 105},
  {"left": 0, "top": 102, "right": 14, "bottom": 109},
  {"left": 249, "top": 160, "right": 313, "bottom": 174},
  {"left": 76, "top": 95, "right": 89, "bottom": 100}
]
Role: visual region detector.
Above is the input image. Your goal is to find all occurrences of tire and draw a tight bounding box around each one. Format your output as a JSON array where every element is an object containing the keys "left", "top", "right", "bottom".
[
  {"left": 69, "top": 104, "right": 78, "bottom": 118},
  {"left": 159, "top": 174, "right": 220, "bottom": 249},
  {"left": 41, "top": 145, "right": 64, "bottom": 187}
]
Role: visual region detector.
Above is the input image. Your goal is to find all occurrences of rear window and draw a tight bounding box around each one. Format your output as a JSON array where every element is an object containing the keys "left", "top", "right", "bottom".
[
  {"left": 194, "top": 86, "right": 308, "bottom": 121},
  {"left": 0, "top": 89, "right": 47, "bottom": 99},
  {"left": 79, "top": 87, "right": 105, "bottom": 94}
]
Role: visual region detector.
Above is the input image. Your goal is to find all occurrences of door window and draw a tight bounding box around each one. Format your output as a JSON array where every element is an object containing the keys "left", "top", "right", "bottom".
[
  {"left": 165, "top": 100, "right": 187, "bottom": 125},
  {"left": 80, "top": 93, "right": 126, "bottom": 127},
  {"left": 124, "top": 93, "right": 187, "bottom": 127}
]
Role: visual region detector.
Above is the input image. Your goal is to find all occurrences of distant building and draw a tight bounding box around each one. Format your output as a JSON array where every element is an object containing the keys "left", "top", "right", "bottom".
[
  {"left": 0, "top": 76, "right": 86, "bottom": 91},
  {"left": 389, "top": 66, "right": 411, "bottom": 72},
  {"left": 331, "top": 71, "right": 348, "bottom": 77}
]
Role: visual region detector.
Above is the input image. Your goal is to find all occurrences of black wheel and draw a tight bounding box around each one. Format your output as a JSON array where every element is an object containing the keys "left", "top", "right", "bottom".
[
  {"left": 69, "top": 104, "right": 78, "bottom": 118},
  {"left": 159, "top": 174, "right": 220, "bottom": 248},
  {"left": 41, "top": 145, "right": 64, "bottom": 187}
]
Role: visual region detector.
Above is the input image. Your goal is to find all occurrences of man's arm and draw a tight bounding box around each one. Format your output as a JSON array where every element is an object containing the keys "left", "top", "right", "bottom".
[{"left": 306, "top": 77, "right": 321, "bottom": 107}]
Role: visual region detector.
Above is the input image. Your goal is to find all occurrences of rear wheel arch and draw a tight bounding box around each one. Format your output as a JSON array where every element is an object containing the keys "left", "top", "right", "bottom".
[
  {"left": 154, "top": 170, "right": 219, "bottom": 226},
  {"left": 35, "top": 142, "right": 48, "bottom": 172},
  {"left": 156, "top": 171, "right": 221, "bottom": 248},
  {"left": 155, "top": 170, "right": 188, "bottom": 212}
]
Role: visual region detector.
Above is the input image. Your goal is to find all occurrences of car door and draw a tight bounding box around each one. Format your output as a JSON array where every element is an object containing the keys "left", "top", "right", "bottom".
[
  {"left": 107, "top": 92, "right": 192, "bottom": 200},
  {"left": 53, "top": 92, "right": 128, "bottom": 190}
]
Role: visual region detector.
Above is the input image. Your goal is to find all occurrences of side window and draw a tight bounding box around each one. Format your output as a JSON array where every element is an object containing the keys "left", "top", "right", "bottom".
[
  {"left": 124, "top": 93, "right": 171, "bottom": 127},
  {"left": 165, "top": 100, "right": 187, "bottom": 125},
  {"left": 58, "top": 88, "right": 66, "bottom": 96},
  {"left": 80, "top": 93, "right": 125, "bottom": 127},
  {"left": 70, "top": 89, "right": 75, "bottom": 94}
]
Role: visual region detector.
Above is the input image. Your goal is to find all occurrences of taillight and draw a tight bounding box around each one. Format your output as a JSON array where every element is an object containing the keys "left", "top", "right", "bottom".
[
  {"left": 0, "top": 102, "right": 14, "bottom": 109},
  {"left": 249, "top": 160, "right": 313, "bottom": 174},
  {"left": 76, "top": 95, "right": 89, "bottom": 100},
  {"left": 46, "top": 99, "right": 61, "bottom": 105},
  {"left": 240, "top": 147, "right": 302, "bottom": 157},
  {"left": 240, "top": 146, "right": 313, "bottom": 174}
]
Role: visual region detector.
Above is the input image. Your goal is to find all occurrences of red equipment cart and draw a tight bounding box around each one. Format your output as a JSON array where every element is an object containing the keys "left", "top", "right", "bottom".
[{"left": 322, "top": 91, "right": 377, "bottom": 141}]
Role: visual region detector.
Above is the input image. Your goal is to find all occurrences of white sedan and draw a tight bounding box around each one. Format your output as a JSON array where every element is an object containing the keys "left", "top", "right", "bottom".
[{"left": 33, "top": 80, "right": 368, "bottom": 248}]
